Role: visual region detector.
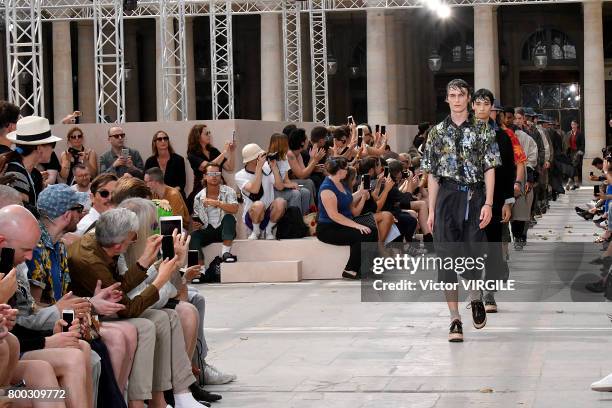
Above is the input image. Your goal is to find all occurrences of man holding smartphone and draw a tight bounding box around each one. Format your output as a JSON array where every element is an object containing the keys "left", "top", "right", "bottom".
[{"left": 99, "top": 126, "right": 144, "bottom": 177}]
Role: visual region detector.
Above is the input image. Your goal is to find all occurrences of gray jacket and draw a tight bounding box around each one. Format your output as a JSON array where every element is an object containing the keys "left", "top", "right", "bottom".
[{"left": 13, "top": 263, "right": 60, "bottom": 331}]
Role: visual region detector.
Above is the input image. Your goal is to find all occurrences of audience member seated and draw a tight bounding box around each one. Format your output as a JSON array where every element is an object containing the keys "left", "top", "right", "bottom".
[
  {"left": 330, "top": 126, "right": 356, "bottom": 160},
  {"left": 235, "top": 144, "right": 287, "bottom": 240},
  {"left": 4, "top": 116, "right": 62, "bottom": 206},
  {"left": 67, "top": 207, "right": 220, "bottom": 406},
  {"left": 144, "top": 167, "right": 190, "bottom": 225},
  {"left": 99, "top": 126, "right": 145, "bottom": 178},
  {"left": 0, "top": 100, "right": 19, "bottom": 155},
  {"left": 75, "top": 173, "right": 118, "bottom": 236},
  {"left": 111, "top": 176, "right": 153, "bottom": 205},
  {"left": 412, "top": 122, "right": 430, "bottom": 149},
  {"left": 145, "top": 130, "right": 187, "bottom": 194},
  {"left": 60, "top": 127, "right": 98, "bottom": 185},
  {"left": 316, "top": 157, "right": 377, "bottom": 279},
  {"left": 186, "top": 124, "right": 235, "bottom": 211},
  {"left": 190, "top": 163, "right": 238, "bottom": 263},
  {"left": 268, "top": 132, "right": 312, "bottom": 214},
  {"left": 287, "top": 128, "right": 325, "bottom": 200}
]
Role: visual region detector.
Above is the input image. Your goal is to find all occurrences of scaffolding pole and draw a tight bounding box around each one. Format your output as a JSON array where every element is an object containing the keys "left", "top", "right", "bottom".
[
  {"left": 309, "top": 0, "right": 329, "bottom": 124},
  {"left": 160, "top": 0, "right": 188, "bottom": 121},
  {"left": 282, "top": 0, "right": 303, "bottom": 122},
  {"left": 210, "top": 0, "right": 234, "bottom": 119}
]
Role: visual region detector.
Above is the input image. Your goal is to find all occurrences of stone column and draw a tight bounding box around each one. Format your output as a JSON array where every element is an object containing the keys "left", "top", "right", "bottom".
[
  {"left": 77, "top": 21, "right": 96, "bottom": 123},
  {"left": 260, "top": 13, "right": 283, "bottom": 121},
  {"left": 473, "top": 5, "right": 499, "bottom": 98},
  {"left": 52, "top": 21, "right": 73, "bottom": 124},
  {"left": 185, "top": 17, "right": 197, "bottom": 120},
  {"left": 366, "top": 9, "right": 389, "bottom": 125},
  {"left": 385, "top": 12, "right": 398, "bottom": 124},
  {"left": 395, "top": 14, "right": 408, "bottom": 124},
  {"left": 404, "top": 16, "right": 417, "bottom": 124},
  {"left": 583, "top": 0, "right": 606, "bottom": 163}
]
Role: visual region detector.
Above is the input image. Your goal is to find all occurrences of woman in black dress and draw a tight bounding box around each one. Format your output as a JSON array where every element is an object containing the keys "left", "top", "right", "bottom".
[
  {"left": 144, "top": 130, "right": 187, "bottom": 193},
  {"left": 186, "top": 124, "right": 235, "bottom": 210}
]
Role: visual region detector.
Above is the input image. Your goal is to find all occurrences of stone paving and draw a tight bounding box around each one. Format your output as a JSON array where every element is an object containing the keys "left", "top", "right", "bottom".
[{"left": 198, "top": 188, "right": 612, "bottom": 407}]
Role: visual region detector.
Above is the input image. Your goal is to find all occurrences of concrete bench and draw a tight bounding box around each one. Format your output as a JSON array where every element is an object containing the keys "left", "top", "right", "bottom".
[
  {"left": 203, "top": 237, "right": 349, "bottom": 281},
  {"left": 221, "top": 260, "right": 302, "bottom": 283}
]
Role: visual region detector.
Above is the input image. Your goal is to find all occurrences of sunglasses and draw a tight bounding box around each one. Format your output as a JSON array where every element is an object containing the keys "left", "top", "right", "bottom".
[
  {"left": 97, "top": 189, "right": 111, "bottom": 198},
  {"left": 156, "top": 136, "right": 169, "bottom": 142},
  {"left": 111, "top": 133, "right": 126, "bottom": 139},
  {"left": 70, "top": 134, "right": 83, "bottom": 140},
  {"left": 206, "top": 171, "right": 222, "bottom": 176},
  {"left": 69, "top": 204, "right": 85, "bottom": 214}
]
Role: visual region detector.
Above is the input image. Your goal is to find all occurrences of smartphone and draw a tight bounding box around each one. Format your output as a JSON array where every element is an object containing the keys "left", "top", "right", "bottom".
[
  {"left": 188, "top": 250, "right": 199, "bottom": 267},
  {"left": 159, "top": 216, "right": 183, "bottom": 236},
  {"left": 232, "top": 130, "right": 236, "bottom": 143},
  {"left": 375, "top": 124, "right": 380, "bottom": 134},
  {"left": 0, "top": 247, "right": 15, "bottom": 274},
  {"left": 347, "top": 116, "right": 353, "bottom": 125},
  {"left": 121, "top": 148, "right": 130, "bottom": 158},
  {"left": 595, "top": 185, "right": 601, "bottom": 196},
  {"left": 161, "top": 235, "right": 175, "bottom": 259},
  {"left": 590, "top": 172, "right": 594, "bottom": 176},
  {"left": 381, "top": 125, "right": 386, "bottom": 136},
  {"left": 402, "top": 170, "right": 409, "bottom": 179},
  {"left": 62, "top": 309, "right": 74, "bottom": 333},
  {"left": 362, "top": 174, "right": 371, "bottom": 190},
  {"left": 384, "top": 167, "right": 389, "bottom": 177}
]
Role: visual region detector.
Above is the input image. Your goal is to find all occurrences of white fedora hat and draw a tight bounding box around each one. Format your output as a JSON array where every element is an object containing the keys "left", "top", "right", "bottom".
[{"left": 7, "top": 116, "right": 62, "bottom": 146}]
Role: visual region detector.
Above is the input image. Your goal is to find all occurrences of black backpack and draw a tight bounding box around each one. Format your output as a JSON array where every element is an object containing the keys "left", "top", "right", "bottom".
[{"left": 276, "top": 206, "right": 308, "bottom": 239}]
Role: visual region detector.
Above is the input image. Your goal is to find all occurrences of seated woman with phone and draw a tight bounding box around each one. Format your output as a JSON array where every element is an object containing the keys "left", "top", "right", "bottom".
[
  {"left": 316, "top": 157, "right": 378, "bottom": 279},
  {"left": 287, "top": 128, "right": 325, "bottom": 199}
]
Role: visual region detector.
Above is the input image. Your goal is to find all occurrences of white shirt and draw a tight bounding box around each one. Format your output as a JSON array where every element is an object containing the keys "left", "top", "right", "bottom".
[
  {"left": 75, "top": 207, "right": 100, "bottom": 236},
  {"left": 70, "top": 184, "right": 91, "bottom": 211},
  {"left": 277, "top": 159, "right": 290, "bottom": 181},
  {"left": 235, "top": 162, "right": 276, "bottom": 221}
]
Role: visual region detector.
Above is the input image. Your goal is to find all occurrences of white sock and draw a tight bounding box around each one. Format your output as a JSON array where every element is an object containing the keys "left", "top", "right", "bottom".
[
  {"left": 266, "top": 221, "right": 277, "bottom": 233},
  {"left": 252, "top": 223, "right": 261, "bottom": 235},
  {"left": 221, "top": 245, "right": 231, "bottom": 255},
  {"left": 174, "top": 392, "right": 206, "bottom": 408}
]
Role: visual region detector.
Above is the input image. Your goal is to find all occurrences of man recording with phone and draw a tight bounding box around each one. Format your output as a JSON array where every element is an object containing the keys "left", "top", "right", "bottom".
[
  {"left": 235, "top": 144, "right": 288, "bottom": 240},
  {"left": 99, "top": 126, "right": 144, "bottom": 178}
]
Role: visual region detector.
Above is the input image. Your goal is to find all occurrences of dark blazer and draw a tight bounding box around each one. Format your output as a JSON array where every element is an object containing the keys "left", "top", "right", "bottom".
[
  {"left": 144, "top": 153, "right": 187, "bottom": 193},
  {"left": 492, "top": 129, "right": 516, "bottom": 217}
]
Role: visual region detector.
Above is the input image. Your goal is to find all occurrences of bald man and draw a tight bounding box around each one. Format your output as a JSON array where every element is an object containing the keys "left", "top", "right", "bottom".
[{"left": 99, "top": 126, "right": 144, "bottom": 177}]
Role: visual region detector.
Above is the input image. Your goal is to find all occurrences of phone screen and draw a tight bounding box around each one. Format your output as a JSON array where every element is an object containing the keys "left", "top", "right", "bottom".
[
  {"left": 384, "top": 167, "right": 389, "bottom": 177},
  {"left": 62, "top": 309, "right": 74, "bottom": 333},
  {"left": 188, "top": 250, "right": 199, "bottom": 267},
  {"left": 0, "top": 247, "right": 15, "bottom": 274},
  {"left": 375, "top": 124, "right": 380, "bottom": 133},
  {"left": 357, "top": 135, "right": 363, "bottom": 147},
  {"left": 381, "top": 125, "right": 386, "bottom": 136},
  {"left": 161, "top": 235, "right": 175, "bottom": 259},
  {"left": 347, "top": 116, "right": 353, "bottom": 124},
  {"left": 362, "top": 174, "right": 371, "bottom": 190},
  {"left": 160, "top": 218, "right": 183, "bottom": 236},
  {"left": 121, "top": 148, "right": 130, "bottom": 158},
  {"left": 595, "top": 185, "right": 601, "bottom": 196}
]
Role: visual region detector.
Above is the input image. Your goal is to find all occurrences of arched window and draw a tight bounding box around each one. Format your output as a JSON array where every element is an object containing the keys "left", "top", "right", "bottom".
[{"left": 521, "top": 28, "right": 576, "bottom": 64}]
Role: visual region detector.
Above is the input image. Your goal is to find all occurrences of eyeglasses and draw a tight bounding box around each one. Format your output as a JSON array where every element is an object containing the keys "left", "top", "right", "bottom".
[
  {"left": 69, "top": 204, "right": 85, "bottom": 214},
  {"left": 97, "top": 189, "right": 111, "bottom": 198},
  {"left": 70, "top": 134, "right": 83, "bottom": 140},
  {"left": 156, "top": 137, "right": 169, "bottom": 142},
  {"left": 206, "top": 171, "right": 221, "bottom": 176},
  {"left": 110, "top": 133, "right": 126, "bottom": 139}
]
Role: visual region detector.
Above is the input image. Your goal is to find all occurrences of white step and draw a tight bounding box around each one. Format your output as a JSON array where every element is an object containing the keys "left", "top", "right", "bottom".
[
  {"left": 221, "top": 260, "right": 301, "bottom": 283},
  {"left": 203, "top": 237, "right": 349, "bottom": 280}
]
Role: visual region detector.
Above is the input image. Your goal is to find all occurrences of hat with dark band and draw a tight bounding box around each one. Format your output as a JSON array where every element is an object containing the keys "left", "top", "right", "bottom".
[{"left": 7, "top": 116, "right": 62, "bottom": 146}]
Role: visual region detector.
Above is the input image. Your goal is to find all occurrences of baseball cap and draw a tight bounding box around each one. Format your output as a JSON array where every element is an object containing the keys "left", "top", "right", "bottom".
[
  {"left": 241, "top": 143, "right": 266, "bottom": 164},
  {"left": 37, "top": 184, "right": 89, "bottom": 220}
]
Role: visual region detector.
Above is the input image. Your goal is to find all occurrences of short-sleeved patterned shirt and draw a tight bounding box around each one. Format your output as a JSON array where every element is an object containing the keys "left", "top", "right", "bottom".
[
  {"left": 26, "top": 221, "right": 71, "bottom": 304},
  {"left": 421, "top": 115, "right": 501, "bottom": 185}
]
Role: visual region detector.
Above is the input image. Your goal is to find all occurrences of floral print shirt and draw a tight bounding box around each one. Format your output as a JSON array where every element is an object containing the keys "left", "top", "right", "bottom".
[
  {"left": 27, "top": 221, "right": 70, "bottom": 305},
  {"left": 421, "top": 115, "right": 501, "bottom": 185}
]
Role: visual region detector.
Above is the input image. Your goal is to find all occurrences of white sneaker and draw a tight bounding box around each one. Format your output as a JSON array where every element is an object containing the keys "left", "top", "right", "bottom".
[
  {"left": 265, "top": 226, "right": 276, "bottom": 240},
  {"left": 592, "top": 373, "right": 612, "bottom": 392},
  {"left": 203, "top": 364, "right": 237, "bottom": 385},
  {"left": 248, "top": 231, "right": 259, "bottom": 240}
]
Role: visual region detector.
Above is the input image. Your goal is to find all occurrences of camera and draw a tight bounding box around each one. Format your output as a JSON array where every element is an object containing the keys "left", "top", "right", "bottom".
[
  {"left": 68, "top": 147, "right": 82, "bottom": 163},
  {"left": 266, "top": 152, "right": 279, "bottom": 161}
]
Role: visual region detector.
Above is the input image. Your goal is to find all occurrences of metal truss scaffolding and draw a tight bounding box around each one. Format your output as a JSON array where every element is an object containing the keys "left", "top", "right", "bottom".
[
  {"left": 160, "top": 0, "right": 188, "bottom": 121},
  {"left": 309, "top": 0, "right": 329, "bottom": 124},
  {"left": 209, "top": 0, "right": 234, "bottom": 119},
  {"left": 93, "top": 0, "right": 126, "bottom": 123},
  {"left": 5, "top": 0, "right": 45, "bottom": 116},
  {"left": 282, "top": 0, "right": 303, "bottom": 122}
]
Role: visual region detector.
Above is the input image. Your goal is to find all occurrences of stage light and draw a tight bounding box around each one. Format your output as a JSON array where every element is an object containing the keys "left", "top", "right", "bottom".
[{"left": 437, "top": 4, "right": 451, "bottom": 18}]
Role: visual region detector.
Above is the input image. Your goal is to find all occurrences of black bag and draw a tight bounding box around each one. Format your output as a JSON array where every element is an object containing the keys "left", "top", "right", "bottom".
[
  {"left": 202, "top": 256, "right": 222, "bottom": 283},
  {"left": 276, "top": 206, "right": 308, "bottom": 239}
]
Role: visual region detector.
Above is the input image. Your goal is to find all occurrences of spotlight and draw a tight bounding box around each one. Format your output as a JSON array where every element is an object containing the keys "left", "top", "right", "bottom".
[
  {"left": 124, "top": 0, "right": 137, "bottom": 12},
  {"left": 437, "top": 4, "right": 451, "bottom": 18},
  {"left": 569, "top": 84, "right": 577, "bottom": 93}
]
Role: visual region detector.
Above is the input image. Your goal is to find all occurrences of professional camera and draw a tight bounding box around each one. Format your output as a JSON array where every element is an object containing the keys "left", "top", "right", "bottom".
[{"left": 266, "top": 151, "right": 279, "bottom": 161}]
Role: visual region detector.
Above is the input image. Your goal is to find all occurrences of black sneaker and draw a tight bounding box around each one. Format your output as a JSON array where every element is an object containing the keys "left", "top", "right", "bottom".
[
  {"left": 448, "top": 319, "right": 463, "bottom": 342},
  {"left": 585, "top": 280, "right": 605, "bottom": 293},
  {"left": 222, "top": 252, "right": 237, "bottom": 263},
  {"left": 189, "top": 383, "right": 222, "bottom": 402},
  {"left": 469, "top": 299, "right": 487, "bottom": 329},
  {"left": 484, "top": 298, "right": 497, "bottom": 313}
]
